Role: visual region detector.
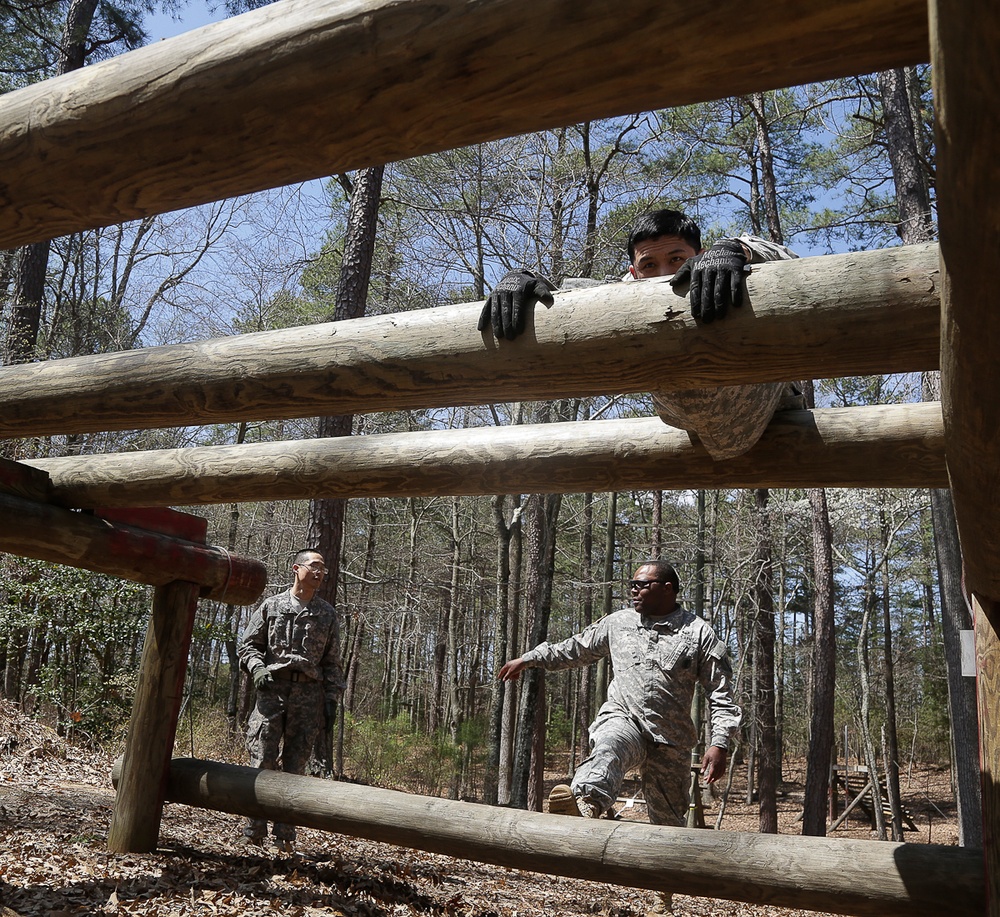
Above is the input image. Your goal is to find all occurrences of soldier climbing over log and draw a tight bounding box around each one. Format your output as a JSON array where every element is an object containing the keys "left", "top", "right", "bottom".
[
  {"left": 478, "top": 207, "right": 805, "bottom": 459},
  {"left": 499, "top": 558, "right": 741, "bottom": 917}
]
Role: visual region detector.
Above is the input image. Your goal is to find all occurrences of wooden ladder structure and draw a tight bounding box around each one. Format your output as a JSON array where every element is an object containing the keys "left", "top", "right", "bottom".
[{"left": 829, "top": 765, "right": 918, "bottom": 833}]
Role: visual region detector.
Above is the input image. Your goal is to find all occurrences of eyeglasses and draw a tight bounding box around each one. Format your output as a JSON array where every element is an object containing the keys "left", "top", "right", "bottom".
[
  {"left": 297, "top": 562, "right": 329, "bottom": 574},
  {"left": 629, "top": 579, "right": 670, "bottom": 592}
]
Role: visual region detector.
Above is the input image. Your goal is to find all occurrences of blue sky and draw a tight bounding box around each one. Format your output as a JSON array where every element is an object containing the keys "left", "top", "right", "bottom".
[{"left": 145, "top": 3, "right": 225, "bottom": 41}]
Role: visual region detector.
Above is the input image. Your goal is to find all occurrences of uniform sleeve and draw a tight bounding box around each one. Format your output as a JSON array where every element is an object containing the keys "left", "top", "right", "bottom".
[
  {"left": 522, "top": 618, "right": 611, "bottom": 671},
  {"left": 699, "top": 634, "right": 742, "bottom": 749},
  {"left": 236, "top": 601, "right": 269, "bottom": 676},
  {"left": 734, "top": 235, "right": 799, "bottom": 264}
]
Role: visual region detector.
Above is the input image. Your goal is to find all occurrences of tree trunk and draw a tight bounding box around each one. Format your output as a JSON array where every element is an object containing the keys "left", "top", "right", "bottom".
[
  {"left": 802, "top": 482, "right": 837, "bottom": 836},
  {"left": 753, "top": 488, "right": 778, "bottom": 833},
  {"left": 446, "top": 497, "right": 464, "bottom": 797},
  {"left": 498, "top": 506, "right": 523, "bottom": 806},
  {"left": 879, "top": 503, "right": 905, "bottom": 841},
  {"left": 511, "top": 491, "right": 562, "bottom": 810},
  {"left": 5, "top": 0, "right": 100, "bottom": 365},
  {"left": 485, "top": 494, "right": 515, "bottom": 805},
  {"left": 307, "top": 165, "right": 384, "bottom": 602},
  {"left": 857, "top": 586, "right": 887, "bottom": 840},
  {"left": 928, "top": 481, "right": 982, "bottom": 846}
]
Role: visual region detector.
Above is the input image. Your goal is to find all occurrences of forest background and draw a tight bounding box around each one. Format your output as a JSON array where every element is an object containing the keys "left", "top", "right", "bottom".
[{"left": 0, "top": 0, "right": 976, "bottom": 852}]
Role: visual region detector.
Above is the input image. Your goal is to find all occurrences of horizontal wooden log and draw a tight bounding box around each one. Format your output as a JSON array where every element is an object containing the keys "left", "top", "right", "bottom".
[
  {"left": 30, "top": 404, "right": 947, "bottom": 508},
  {"left": 112, "top": 757, "right": 983, "bottom": 917},
  {"left": 0, "top": 245, "right": 940, "bottom": 439},
  {"left": 0, "top": 0, "right": 928, "bottom": 249},
  {"left": 0, "top": 491, "right": 266, "bottom": 604}
]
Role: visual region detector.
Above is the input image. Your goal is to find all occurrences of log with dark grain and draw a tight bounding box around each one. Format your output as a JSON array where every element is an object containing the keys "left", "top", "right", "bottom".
[
  {"left": 0, "top": 0, "right": 928, "bottom": 249},
  {"left": 0, "top": 490, "right": 266, "bottom": 604},
  {"left": 29, "top": 403, "right": 947, "bottom": 508},
  {"left": 111, "top": 756, "right": 984, "bottom": 917},
  {"left": 0, "top": 245, "right": 940, "bottom": 439}
]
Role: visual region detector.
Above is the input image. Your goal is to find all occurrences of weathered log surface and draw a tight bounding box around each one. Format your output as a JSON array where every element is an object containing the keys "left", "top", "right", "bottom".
[
  {"left": 933, "top": 0, "right": 1000, "bottom": 896},
  {"left": 0, "top": 245, "right": 940, "bottom": 439},
  {"left": 0, "top": 0, "right": 928, "bottom": 249},
  {"left": 107, "top": 581, "right": 200, "bottom": 853},
  {"left": 0, "top": 457, "right": 50, "bottom": 502},
  {"left": 931, "top": 0, "right": 1000, "bottom": 605},
  {"left": 109, "top": 756, "right": 983, "bottom": 917},
  {"left": 31, "top": 404, "right": 947, "bottom": 508},
  {"left": 974, "top": 594, "right": 1000, "bottom": 917},
  {"left": 0, "top": 491, "right": 266, "bottom": 604}
]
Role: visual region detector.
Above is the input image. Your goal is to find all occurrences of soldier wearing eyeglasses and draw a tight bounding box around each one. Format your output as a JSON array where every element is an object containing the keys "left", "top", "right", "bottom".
[
  {"left": 237, "top": 548, "right": 345, "bottom": 852},
  {"left": 498, "top": 559, "right": 740, "bottom": 915}
]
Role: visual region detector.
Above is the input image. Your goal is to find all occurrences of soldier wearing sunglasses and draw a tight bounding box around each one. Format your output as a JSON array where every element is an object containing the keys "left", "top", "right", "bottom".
[{"left": 498, "top": 559, "right": 740, "bottom": 916}]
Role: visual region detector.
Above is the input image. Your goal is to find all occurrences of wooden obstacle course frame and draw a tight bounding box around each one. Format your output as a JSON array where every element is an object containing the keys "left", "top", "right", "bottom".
[{"left": 0, "top": 0, "right": 997, "bottom": 909}]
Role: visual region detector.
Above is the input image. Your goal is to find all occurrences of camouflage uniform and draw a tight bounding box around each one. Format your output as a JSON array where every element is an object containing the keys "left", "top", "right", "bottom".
[
  {"left": 647, "top": 235, "right": 805, "bottom": 460},
  {"left": 237, "top": 589, "right": 346, "bottom": 842},
  {"left": 520, "top": 605, "right": 740, "bottom": 826}
]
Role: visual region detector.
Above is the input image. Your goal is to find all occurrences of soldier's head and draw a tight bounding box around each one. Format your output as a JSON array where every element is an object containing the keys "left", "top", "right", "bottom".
[
  {"left": 292, "top": 548, "right": 328, "bottom": 593},
  {"left": 626, "top": 209, "right": 703, "bottom": 280},
  {"left": 629, "top": 559, "right": 680, "bottom": 616}
]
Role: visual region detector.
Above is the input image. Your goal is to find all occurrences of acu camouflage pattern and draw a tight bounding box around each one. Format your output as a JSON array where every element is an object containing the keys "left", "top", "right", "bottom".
[
  {"left": 649, "top": 235, "right": 805, "bottom": 460},
  {"left": 237, "top": 589, "right": 346, "bottom": 841},
  {"left": 237, "top": 590, "right": 345, "bottom": 700},
  {"left": 521, "top": 605, "right": 740, "bottom": 825}
]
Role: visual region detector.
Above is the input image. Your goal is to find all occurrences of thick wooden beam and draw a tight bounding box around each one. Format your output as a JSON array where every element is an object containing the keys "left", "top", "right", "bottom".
[
  {"left": 0, "top": 245, "right": 939, "bottom": 439},
  {"left": 108, "top": 580, "right": 200, "bottom": 853},
  {"left": 0, "top": 0, "right": 928, "bottom": 249},
  {"left": 111, "top": 756, "right": 982, "bottom": 917},
  {"left": 931, "top": 0, "right": 1000, "bottom": 606},
  {"left": 0, "top": 457, "right": 50, "bottom": 502},
  {"left": 0, "top": 491, "right": 266, "bottom": 604},
  {"left": 975, "top": 594, "right": 1000, "bottom": 916},
  {"left": 30, "top": 404, "right": 946, "bottom": 508},
  {"left": 930, "top": 6, "right": 1000, "bottom": 911}
]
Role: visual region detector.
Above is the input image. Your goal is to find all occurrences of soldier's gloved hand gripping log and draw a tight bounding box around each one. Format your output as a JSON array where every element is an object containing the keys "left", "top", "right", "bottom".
[
  {"left": 478, "top": 269, "right": 557, "bottom": 340},
  {"left": 669, "top": 239, "right": 749, "bottom": 323}
]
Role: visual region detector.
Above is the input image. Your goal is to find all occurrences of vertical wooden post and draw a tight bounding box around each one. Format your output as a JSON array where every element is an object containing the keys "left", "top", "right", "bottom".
[
  {"left": 107, "top": 579, "right": 200, "bottom": 852},
  {"left": 974, "top": 596, "right": 1000, "bottom": 916}
]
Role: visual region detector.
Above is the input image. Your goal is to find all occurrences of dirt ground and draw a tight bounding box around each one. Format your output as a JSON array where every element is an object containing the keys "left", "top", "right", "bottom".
[{"left": 0, "top": 702, "right": 958, "bottom": 917}]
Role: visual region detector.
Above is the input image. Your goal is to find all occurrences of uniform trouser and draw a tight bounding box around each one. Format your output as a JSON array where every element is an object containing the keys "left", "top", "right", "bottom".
[
  {"left": 243, "top": 679, "right": 325, "bottom": 840},
  {"left": 571, "top": 711, "right": 692, "bottom": 826}
]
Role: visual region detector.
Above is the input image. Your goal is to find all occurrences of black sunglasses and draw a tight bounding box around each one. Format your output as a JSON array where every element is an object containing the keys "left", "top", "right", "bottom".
[{"left": 628, "top": 579, "right": 670, "bottom": 592}]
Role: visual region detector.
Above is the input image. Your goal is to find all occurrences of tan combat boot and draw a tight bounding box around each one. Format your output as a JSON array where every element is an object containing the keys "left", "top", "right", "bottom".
[{"left": 548, "top": 784, "right": 600, "bottom": 818}]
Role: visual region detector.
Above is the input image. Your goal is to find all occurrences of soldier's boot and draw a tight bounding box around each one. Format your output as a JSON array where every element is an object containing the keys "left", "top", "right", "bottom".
[
  {"left": 273, "top": 822, "right": 296, "bottom": 854},
  {"left": 240, "top": 818, "right": 267, "bottom": 848},
  {"left": 548, "top": 784, "right": 579, "bottom": 816},
  {"left": 548, "top": 784, "right": 600, "bottom": 818},
  {"left": 645, "top": 892, "right": 673, "bottom": 916}
]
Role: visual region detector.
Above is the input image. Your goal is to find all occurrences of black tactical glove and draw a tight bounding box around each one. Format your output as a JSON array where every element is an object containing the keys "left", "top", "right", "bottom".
[
  {"left": 669, "top": 239, "right": 748, "bottom": 323},
  {"left": 477, "top": 270, "right": 557, "bottom": 341},
  {"left": 252, "top": 667, "right": 274, "bottom": 689},
  {"left": 324, "top": 699, "right": 338, "bottom": 731}
]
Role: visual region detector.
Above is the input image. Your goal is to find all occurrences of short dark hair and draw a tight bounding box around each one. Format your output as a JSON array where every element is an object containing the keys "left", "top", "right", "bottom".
[
  {"left": 640, "top": 559, "right": 681, "bottom": 594},
  {"left": 292, "top": 548, "right": 323, "bottom": 566},
  {"left": 626, "top": 209, "right": 702, "bottom": 264}
]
